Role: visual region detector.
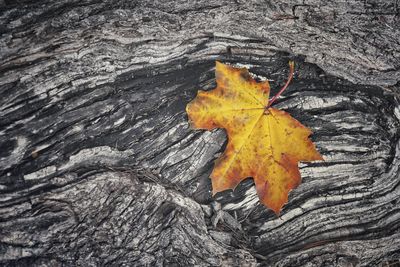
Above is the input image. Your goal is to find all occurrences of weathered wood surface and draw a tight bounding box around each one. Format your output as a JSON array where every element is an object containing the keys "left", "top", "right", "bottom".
[{"left": 1, "top": 0, "right": 400, "bottom": 266}]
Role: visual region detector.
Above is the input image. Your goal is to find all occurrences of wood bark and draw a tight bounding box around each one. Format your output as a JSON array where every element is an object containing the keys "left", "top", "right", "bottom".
[{"left": 0, "top": 0, "right": 400, "bottom": 266}]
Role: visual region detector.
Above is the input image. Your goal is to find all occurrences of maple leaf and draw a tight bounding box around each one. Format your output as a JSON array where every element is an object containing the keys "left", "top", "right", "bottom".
[{"left": 186, "top": 61, "right": 323, "bottom": 215}]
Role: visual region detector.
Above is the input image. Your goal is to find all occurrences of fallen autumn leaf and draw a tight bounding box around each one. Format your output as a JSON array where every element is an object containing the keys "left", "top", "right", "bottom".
[{"left": 186, "top": 61, "right": 323, "bottom": 215}]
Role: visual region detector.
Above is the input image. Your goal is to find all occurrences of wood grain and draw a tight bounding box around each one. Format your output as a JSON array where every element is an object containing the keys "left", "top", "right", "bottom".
[{"left": 1, "top": 0, "right": 399, "bottom": 266}]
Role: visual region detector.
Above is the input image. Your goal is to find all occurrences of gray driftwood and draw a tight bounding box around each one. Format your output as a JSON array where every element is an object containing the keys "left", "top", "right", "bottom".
[{"left": 1, "top": 0, "right": 400, "bottom": 266}]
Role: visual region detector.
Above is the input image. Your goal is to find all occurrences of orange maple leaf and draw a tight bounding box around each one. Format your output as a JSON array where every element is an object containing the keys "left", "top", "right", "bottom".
[{"left": 186, "top": 61, "right": 323, "bottom": 215}]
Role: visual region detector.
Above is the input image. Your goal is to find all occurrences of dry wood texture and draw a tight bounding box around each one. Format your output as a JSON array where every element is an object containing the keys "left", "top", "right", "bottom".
[{"left": 1, "top": 0, "right": 400, "bottom": 266}]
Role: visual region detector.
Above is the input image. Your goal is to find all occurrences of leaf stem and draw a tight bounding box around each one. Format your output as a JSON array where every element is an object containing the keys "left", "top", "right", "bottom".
[{"left": 267, "top": 61, "right": 295, "bottom": 108}]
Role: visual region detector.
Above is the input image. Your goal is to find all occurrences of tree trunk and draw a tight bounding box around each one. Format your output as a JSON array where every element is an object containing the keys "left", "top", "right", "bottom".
[{"left": 1, "top": 0, "right": 399, "bottom": 266}]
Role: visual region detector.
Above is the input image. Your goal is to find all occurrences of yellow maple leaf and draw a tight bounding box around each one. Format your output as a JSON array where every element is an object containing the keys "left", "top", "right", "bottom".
[{"left": 186, "top": 61, "right": 323, "bottom": 215}]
